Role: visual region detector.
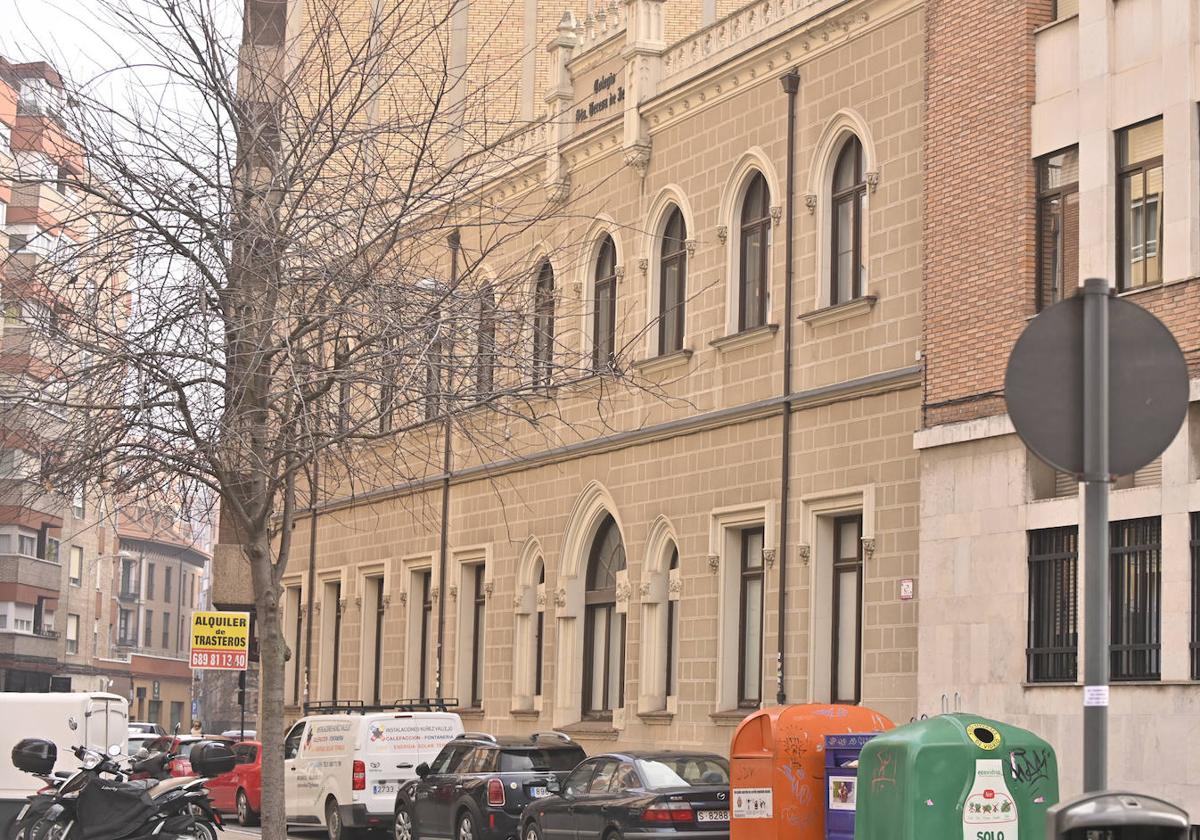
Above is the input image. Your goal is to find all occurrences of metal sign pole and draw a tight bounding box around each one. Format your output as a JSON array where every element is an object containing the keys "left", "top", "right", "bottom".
[{"left": 1081, "top": 276, "right": 1110, "bottom": 791}]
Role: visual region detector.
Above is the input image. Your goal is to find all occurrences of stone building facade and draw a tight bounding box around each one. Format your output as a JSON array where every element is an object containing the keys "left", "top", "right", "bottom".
[
  {"left": 917, "top": 0, "right": 1200, "bottom": 813},
  {"left": 220, "top": 0, "right": 928, "bottom": 757}
]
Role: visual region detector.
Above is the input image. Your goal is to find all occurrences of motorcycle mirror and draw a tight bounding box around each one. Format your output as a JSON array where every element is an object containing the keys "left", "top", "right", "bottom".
[
  {"left": 108, "top": 745, "right": 121, "bottom": 757},
  {"left": 135, "top": 748, "right": 150, "bottom": 759},
  {"left": 173, "top": 723, "right": 181, "bottom": 735}
]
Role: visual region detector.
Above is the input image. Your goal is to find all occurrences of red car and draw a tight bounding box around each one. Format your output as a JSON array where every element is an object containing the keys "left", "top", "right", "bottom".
[
  {"left": 143, "top": 735, "right": 236, "bottom": 778},
  {"left": 206, "top": 741, "right": 261, "bottom": 826}
]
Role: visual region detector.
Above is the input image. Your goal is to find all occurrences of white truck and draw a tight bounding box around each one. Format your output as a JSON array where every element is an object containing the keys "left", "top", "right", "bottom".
[
  {"left": 284, "top": 706, "right": 463, "bottom": 840},
  {"left": 0, "top": 692, "right": 129, "bottom": 832}
]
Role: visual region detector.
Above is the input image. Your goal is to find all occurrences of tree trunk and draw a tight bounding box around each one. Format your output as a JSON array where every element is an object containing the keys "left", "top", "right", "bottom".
[{"left": 249, "top": 532, "right": 288, "bottom": 840}]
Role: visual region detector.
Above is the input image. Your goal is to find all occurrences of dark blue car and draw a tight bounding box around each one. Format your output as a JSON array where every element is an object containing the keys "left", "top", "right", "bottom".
[
  {"left": 393, "top": 732, "right": 586, "bottom": 840},
  {"left": 519, "top": 751, "right": 731, "bottom": 840}
]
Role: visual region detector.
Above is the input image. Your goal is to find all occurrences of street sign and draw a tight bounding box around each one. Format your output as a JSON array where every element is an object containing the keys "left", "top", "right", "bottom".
[
  {"left": 1005, "top": 278, "right": 1189, "bottom": 796},
  {"left": 1005, "top": 292, "right": 1188, "bottom": 476},
  {"left": 189, "top": 610, "right": 250, "bottom": 671}
]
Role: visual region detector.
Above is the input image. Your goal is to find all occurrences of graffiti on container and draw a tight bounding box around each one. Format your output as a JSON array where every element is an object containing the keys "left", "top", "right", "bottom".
[
  {"left": 871, "top": 749, "right": 897, "bottom": 792},
  {"left": 1009, "top": 747, "right": 1051, "bottom": 789},
  {"left": 782, "top": 732, "right": 809, "bottom": 777},
  {"left": 779, "top": 763, "right": 813, "bottom": 804},
  {"left": 734, "top": 762, "right": 756, "bottom": 782}
]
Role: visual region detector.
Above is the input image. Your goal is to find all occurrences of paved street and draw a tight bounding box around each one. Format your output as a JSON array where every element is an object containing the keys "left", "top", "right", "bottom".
[{"left": 225, "top": 828, "right": 328, "bottom": 840}]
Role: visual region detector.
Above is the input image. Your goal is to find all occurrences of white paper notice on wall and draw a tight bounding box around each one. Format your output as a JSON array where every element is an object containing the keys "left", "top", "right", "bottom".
[
  {"left": 899, "top": 579, "right": 914, "bottom": 600},
  {"left": 1083, "top": 685, "right": 1109, "bottom": 707},
  {"left": 732, "top": 788, "right": 773, "bottom": 819}
]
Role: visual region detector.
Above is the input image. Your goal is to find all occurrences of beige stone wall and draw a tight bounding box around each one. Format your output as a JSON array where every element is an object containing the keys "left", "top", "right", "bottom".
[
  {"left": 276, "top": 0, "right": 926, "bottom": 754},
  {"left": 915, "top": 400, "right": 1200, "bottom": 811}
]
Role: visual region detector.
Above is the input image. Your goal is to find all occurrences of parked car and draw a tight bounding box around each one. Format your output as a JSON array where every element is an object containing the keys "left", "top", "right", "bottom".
[
  {"left": 142, "top": 734, "right": 236, "bottom": 777},
  {"left": 128, "top": 721, "right": 167, "bottom": 735},
  {"left": 222, "top": 729, "right": 257, "bottom": 739},
  {"left": 283, "top": 704, "right": 464, "bottom": 840},
  {"left": 393, "top": 731, "right": 586, "bottom": 840},
  {"left": 207, "top": 740, "right": 262, "bottom": 825},
  {"left": 127, "top": 731, "right": 159, "bottom": 755},
  {"left": 520, "top": 751, "right": 731, "bottom": 840}
]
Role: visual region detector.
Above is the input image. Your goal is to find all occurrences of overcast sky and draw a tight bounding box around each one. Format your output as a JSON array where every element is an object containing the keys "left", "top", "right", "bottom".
[{"left": 0, "top": 0, "right": 138, "bottom": 78}]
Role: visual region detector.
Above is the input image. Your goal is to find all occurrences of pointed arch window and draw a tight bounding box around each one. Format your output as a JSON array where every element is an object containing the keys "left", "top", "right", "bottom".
[
  {"left": 582, "top": 515, "right": 626, "bottom": 719},
  {"left": 831, "top": 136, "right": 866, "bottom": 305},
  {"left": 593, "top": 237, "right": 617, "bottom": 371},
  {"left": 738, "top": 173, "right": 771, "bottom": 330},
  {"left": 659, "top": 209, "right": 687, "bottom": 355},
  {"left": 533, "top": 262, "right": 555, "bottom": 385},
  {"left": 534, "top": 560, "right": 545, "bottom": 696},
  {"left": 665, "top": 546, "right": 679, "bottom": 697},
  {"left": 477, "top": 284, "right": 496, "bottom": 397}
]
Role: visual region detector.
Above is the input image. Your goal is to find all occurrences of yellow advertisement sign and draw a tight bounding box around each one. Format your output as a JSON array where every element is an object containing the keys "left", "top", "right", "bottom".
[{"left": 189, "top": 610, "right": 250, "bottom": 670}]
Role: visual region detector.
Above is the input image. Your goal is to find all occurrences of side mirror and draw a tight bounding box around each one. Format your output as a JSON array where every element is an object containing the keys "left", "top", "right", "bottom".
[
  {"left": 134, "top": 748, "right": 150, "bottom": 760},
  {"left": 173, "top": 723, "right": 181, "bottom": 736},
  {"left": 108, "top": 745, "right": 121, "bottom": 757},
  {"left": 546, "top": 777, "right": 561, "bottom": 794},
  {"left": 415, "top": 763, "right": 430, "bottom": 778}
]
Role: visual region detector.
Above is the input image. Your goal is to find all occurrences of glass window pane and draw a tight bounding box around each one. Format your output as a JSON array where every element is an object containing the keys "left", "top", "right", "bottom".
[
  {"left": 741, "top": 577, "right": 762, "bottom": 700},
  {"left": 744, "top": 529, "right": 764, "bottom": 569},
  {"left": 835, "top": 197, "right": 854, "bottom": 303},
  {"left": 1039, "top": 148, "right": 1079, "bottom": 192},
  {"left": 741, "top": 228, "right": 764, "bottom": 329},
  {"left": 838, "top": 519, "right": 861, "bottom": 560},
  {"left": 1122, "top": 173, "right": 1143, "bottom": 288},
  {"left": 607, "top": 610, "right": 624, "bottom": 709},
  {"left": 835, "top": 568, "right": 859, "bottom": 700},
  {"left": 589, "top": 606, "right": 608, "bottom": 710},
  {"left": 1121, "top": 120, "right": 1163, "bottom": 167}
]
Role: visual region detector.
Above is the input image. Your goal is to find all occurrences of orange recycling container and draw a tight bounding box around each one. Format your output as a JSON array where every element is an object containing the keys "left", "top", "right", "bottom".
[{"left": 729, "top": 704, "right": 894, "bottom": 840}]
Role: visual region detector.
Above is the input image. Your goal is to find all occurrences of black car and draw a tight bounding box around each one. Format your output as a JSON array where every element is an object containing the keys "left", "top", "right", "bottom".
[
  {"left": 393, "top": 731, "right": 586, "bottom": 840},
  {"left": 520, "top": 751, "right": 731, "bottom": 840}
]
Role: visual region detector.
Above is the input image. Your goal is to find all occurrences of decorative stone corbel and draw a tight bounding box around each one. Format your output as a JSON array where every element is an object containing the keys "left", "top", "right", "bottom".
[
  {"left": 483, "top": 581, "right": 494, "bottom": 598},
  {"left": 769, "top": 205, "right": 783, "bottom": 226},
  {"left": 716, "top": 225, "right": 728, "bottom": 243},
  {"left": 313, "top": 601, "right": 322, "bottom": 614},
  {"left": 623, "top": 142, "right": 651, "bottom": 178},
  {"left": 615, "top": 582, "right": 631, "bottom": 603},
  {"left": 513, "top": 596, "right": 524, "bottom": 610},
  {"left": 547, "top": 177, "right": 571, "bottom": 204},
  {"left": 381, "top": 594, "right": 392, "bottom": 610},
  {"left": 798, "top": 544, "right": 811, "bottom": 566},
  {"left": 668, "top": 577, "right": 683, "bottom": 595},
  {"left": 804, "top": 194, "right": 817, "bottom": 214},
  {"left": 638, "top": 258, "right": 649, "bottom": 276},
  {"left": 861, "top": 537, "right": 876, "bottom": 559},
  {"left": 554, "top": 588, "right": 567, "bottom": 608},
  {"left": 865, "top": 171, "right": 880, "bottom": 193},
  {"left": 536, "top": 591, "right": 547, "bottom": 607},
  {"left": 336, "top": 597, "right": 348, "bottom": 613},
  {"left": 354, "top": 595, "right": 362, "bottom": 607},
  {"left": 614, "top": 266, "right": 626, "bottom": 284},
  {"left": 638, "top": 582, "right": 651, "bottom": 598},
  {"left": 298, "top": 605, "right": 308, "bottom": 620},
  {"left": 684, "top": 239, "right": 698, "bottom": 257},
  {"left": 761, "top": 548, "right": 777, "bottom": 569},
  {"left": 706, "top": 553, "right": 720, "bottom": 573},
  {"left": 448, "top": 585, "right": 458, "bottom": 601},
  {"left": 398, "top": 591, "right": 407, "bottom": 606},
  {"left": 430, "top": 586, "right": 440, "bottom": 603}
]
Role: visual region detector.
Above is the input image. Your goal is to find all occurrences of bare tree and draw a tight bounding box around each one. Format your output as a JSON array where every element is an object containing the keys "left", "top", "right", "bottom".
[{"left": 0, "top": 0, "right": 673, "bottom": 835}]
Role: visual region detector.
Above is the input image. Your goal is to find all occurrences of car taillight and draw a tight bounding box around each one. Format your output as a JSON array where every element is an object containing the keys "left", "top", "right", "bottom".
[
  {"left": 487, "top": 778, "right": 505, "bottom": 807},
  {"left": 642, "top": 802, "right": 693, "bottom": 823},
  {"left": 352, "top": 760, "right": 366, "bottom": 791}
]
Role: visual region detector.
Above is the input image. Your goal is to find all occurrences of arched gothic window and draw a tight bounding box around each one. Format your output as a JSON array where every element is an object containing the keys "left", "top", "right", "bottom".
[
  {"left": 738, "top": 173, "right": 771, "bottom": 330},
  {"left": 659, "top": 209, "right": 687, "bottom": 355},
  {"left": 831, "top": 136, "right": 866, "bottom": 305},
  {"left": 582, "top": 515, "right": 626, "bottom": 719},
  {"left": 593, "top": 236, "right": 617, "bottom": 371}
]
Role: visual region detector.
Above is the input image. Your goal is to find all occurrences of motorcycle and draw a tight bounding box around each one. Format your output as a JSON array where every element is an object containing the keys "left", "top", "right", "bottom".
[{"left": 10, "top": 740, "right": 235, "bottom": 840}]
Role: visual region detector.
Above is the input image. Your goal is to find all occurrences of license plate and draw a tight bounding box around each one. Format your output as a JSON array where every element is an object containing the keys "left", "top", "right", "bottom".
[
  {"left": 530, "top": 787, "right": 549, "bottom": 798},
  {"left": 696, "top": 810, "right": 729, "bottom": 823},
  {"left": 372, "top": 784, "right": 397, "bottom": 795}
]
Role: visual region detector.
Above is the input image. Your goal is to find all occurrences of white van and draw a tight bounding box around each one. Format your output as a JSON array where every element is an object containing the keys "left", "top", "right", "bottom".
[
  {"left": 0, "top": 692, "right": 128, "bottom": 830},
  {"left": 284, "top": 707, "right": 463, "bottom": 839}
]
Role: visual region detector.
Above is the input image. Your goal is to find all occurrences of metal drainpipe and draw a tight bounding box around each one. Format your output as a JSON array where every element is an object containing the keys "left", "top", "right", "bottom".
[
  {"left": 776, "top": 67, "right": 800, "bottom": 706},
  {"left": 302, "top": 459, "right": 318, "bottom": 709},
  {"left": 435, "top": 229, "right": 460, "bottom": 701}
]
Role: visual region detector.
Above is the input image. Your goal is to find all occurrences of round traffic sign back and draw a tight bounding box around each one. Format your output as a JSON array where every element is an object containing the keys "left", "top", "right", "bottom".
[{"left": 1005, "top": 294, "right": 1189, "bottom": 477}]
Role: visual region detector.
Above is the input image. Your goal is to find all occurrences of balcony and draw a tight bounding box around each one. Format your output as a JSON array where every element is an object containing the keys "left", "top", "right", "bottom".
[
  {"left": 116, "top": 586, "right": 140, "bottom": 604},
  {"left": 0, "top": 552, "right": 62, "bottom": 591},
  {"left": 0, "top": 628, "right": 59, "bottom": 662}
]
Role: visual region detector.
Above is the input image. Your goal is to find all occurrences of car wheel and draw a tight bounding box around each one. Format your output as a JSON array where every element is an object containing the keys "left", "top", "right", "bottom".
[
  {"left": 457, "top": 812, "right": 478, "bottom": 840},
  {"left": 236, "top": 790, "right": 259, "bottom": 827},
  {"left": 522, "top": 822, "right": 542, "bottom": 840},
  {"left": 327, "top": 797, "right": 344, "bottom": 840},
  {"left": 393, "top": 804, "right": 416, "bottom": 840}
]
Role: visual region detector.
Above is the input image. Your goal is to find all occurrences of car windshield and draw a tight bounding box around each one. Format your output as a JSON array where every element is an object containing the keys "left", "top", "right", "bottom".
[
  {"left": 499, "top": 748, "right": 585, "bottom": 772},
  {"left": 636, "top": 756, "right": 730, "bottom": 789},
  {"left": 177, "top": 741, "right": 197, "bottom": 758}
]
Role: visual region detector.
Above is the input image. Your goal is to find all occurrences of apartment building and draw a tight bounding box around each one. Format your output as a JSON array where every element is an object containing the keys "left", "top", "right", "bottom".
[
  {"left": 215, "top": 0, "right": 924, "bottom": 755},
  {"left": 916, "top": 0, "right": 1200, "bottom": 812}
]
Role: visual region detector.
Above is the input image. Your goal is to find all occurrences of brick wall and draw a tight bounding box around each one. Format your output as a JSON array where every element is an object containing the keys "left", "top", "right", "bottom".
[{"left": 921, "top": 0, "right": 1052, "bottom": 428}]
